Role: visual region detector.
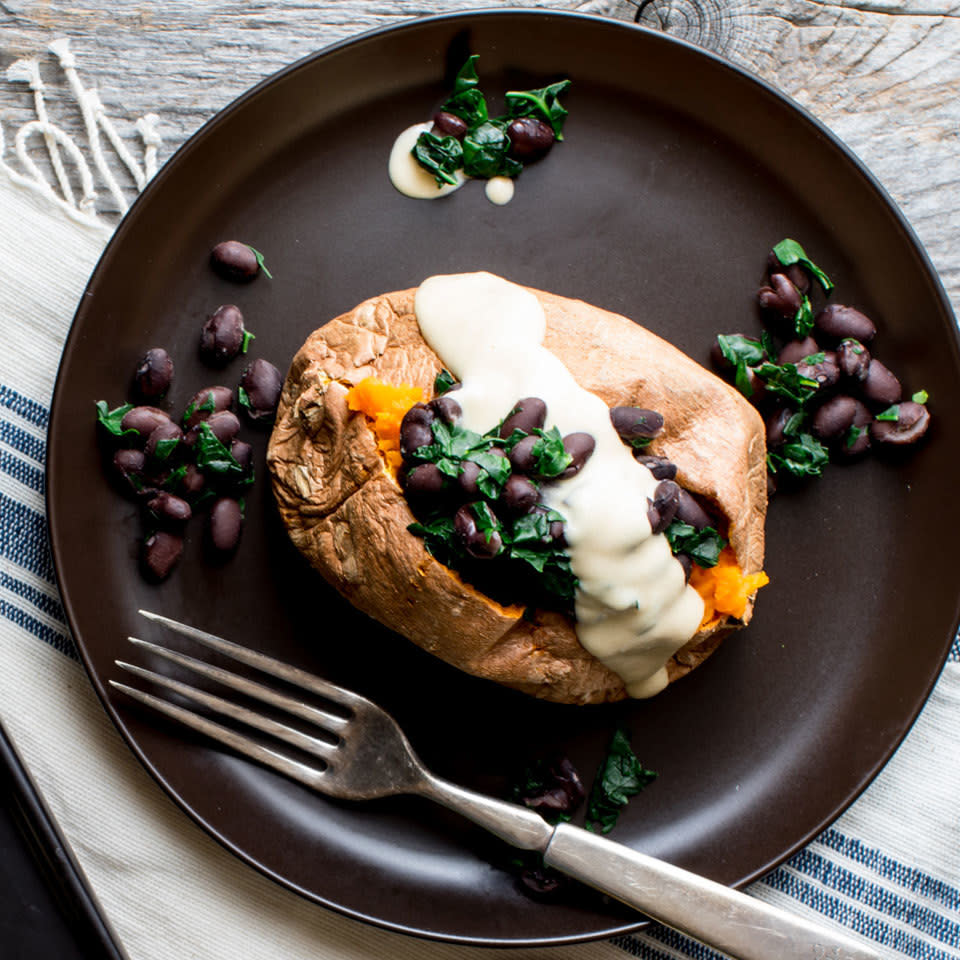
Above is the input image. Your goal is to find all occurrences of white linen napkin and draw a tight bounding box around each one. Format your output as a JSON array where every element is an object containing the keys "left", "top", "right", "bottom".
[{"left": 1, "top": 38, "right": 957, "bottom": 960}]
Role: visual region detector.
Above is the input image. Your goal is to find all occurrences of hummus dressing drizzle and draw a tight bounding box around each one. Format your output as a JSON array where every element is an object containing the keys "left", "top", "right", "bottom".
[{"left": 415, "top": 273, "right": 705, "bottom": 698}]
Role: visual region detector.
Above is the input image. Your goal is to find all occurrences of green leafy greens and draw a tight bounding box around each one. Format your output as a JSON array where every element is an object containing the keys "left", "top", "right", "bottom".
[
  {"left": 586, "top": 729, "right": 658, "bottom": 835},
  {"left": 772, "top": 238, "right": 835, "bottom": 293},
  {"left": 767, "top": 431, "right": 830, "bottom": 477},
  {"left": 245, "top": 244, "right": 273, "bottom": 279},
  {"left": 95, "top": 401, "right": 137, "bottom": 438},
  {"left": 194, "top": 421, "right": 253, "bottom": 485},
  {"left": 434, "top": 369, "right": 458, "bottom": 394},
  {"left": 439, "top": 54, "right": 488, "bottom": 127},
  {"left": 663, "top": 522, "right": 727, "bottom": 569},
  {"left": 461, "top": 121, "right": 522, "bottom": 179},
  {"left": 505, "top": 80, "right": 572, "bottom": 139},
  {"left": 412, "top": 132, "right": 463, "bottom": 186}
]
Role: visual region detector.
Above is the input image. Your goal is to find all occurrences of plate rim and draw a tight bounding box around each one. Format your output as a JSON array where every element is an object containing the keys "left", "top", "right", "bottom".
[{"left": 45, "top": 7, "right": 960, "bottom": 947}]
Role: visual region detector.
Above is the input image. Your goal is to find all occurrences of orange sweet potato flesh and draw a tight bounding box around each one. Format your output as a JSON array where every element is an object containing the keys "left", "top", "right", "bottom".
[{"left": 267, "top": 282, "right": 768, "bottom": 704}]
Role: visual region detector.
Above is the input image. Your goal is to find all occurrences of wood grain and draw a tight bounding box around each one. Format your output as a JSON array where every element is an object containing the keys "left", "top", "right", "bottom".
[{"left": 1, "top": 0, "right": 957, "bottom": 312}]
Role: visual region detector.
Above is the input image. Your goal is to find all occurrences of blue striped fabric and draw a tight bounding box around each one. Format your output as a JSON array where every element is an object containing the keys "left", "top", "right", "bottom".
[{"left": 1, "top": 379, "right": 958, "bottom": 958}]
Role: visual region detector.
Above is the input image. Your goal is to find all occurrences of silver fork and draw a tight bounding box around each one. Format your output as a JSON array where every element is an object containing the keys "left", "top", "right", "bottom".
[{"left": 112, "top": 610, "right": 878, "bottom": 960}]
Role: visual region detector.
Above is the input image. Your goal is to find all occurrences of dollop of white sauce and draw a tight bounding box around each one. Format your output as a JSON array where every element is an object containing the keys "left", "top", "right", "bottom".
[
  {"left": 414, "top": 273, "right": 705, "bottom": 698},
  {"left": 484, "top": 176, "right": 515, "bottom": 206},
  {"left": 389, "top": 123, "right": 466, "bottom": 200}
]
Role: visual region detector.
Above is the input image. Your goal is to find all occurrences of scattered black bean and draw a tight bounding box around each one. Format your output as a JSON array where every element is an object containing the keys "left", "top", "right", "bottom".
[
  {"left": 765, "top": 407, "right": 796, "bottom": 449},
  {"left": 836, "top": 339, "right": 871, "bottom": 381},
  {"left": 777, "top": 336, "right": 820, "bottom": 366},
  {"left": 811, "top": 395, "right": 860, "bottom": 441},
  {"left": 178, "top": 463, "right": 206, "bottom": 499},
  {"left": 429, "top": 395, "right": 462, "bottom": 424},
  {"left": 559, "top": 432, "right": 595, "bottom": 479},
  {"left": 199, "top": 304, "right": 247, "bottom": 366},
  {"left": 506, "top": 117, "right": 555, "bottom": 161},
  {"left": 501, "top": 474, "right": 539, "bottom": 516},
  {"left": 509, "top": 434, "right": 539, "bottom": 474},
  {"left": 757, "top": 273, "right": 802, "bottom": 317},
  {"left": 187, "top": 409, "right": 241, "bottom": 448},
  {"left": 647, "top": 480, "right": 681, "bottom": 534},
  {"left": 230, "top": 439, "right": 253, "bottom": 472},
  {"left": 112, "top": 448, "right": 147, "bottom": 496},
  {"left": 676, "top": 553, "right": 693, "bottom": 581},
  {"left": 610, "top": 407, "right": 663, "bottom": 446},
  {"left": 208, "top": 497, "right": 243, "bottom": 552},
  {"left": 239, "top": 359, "right": 282, "bottom": 422},
  {"left": 532, "top": 505, "right": 566, "bottom": 546},
  {"left": 403, "top": 462, "right": 446, "bottom": 497},
  {"left": 767, "top": 251, "right": 811, "bottom": 294},
  {"left": 453, "top": 504, "right": 503, "bottom": 559},
  {"left": 795, "top": 350, "right": 840, "bottom": 391},
  {"left": 431, "top": 110, "right": 468, "bottom": 139},
  {"left": 516, "top": 757, "right": 585, "bottom": 817},
  {"left": 142, "top": 531, "right": 183, "bottom": 581},
  {"left": 837, "top": 401, "right": 873, "bottom": 458},
  {"left": 399, "top": 406, "right": 435, "bottom": 459},
  {"left": 499, "top": 397, "right": 547, "bottom": 438},
  {"left": 121, "top": 406, "right": 172, "bottom": 442},
  {"left": 133, "top": 348, "right": 174, "bottom": 400},
  {"left": 145, "top": 419, "right": 183, "bottom": 461},
  {"left": 815, "top": 304, "right": 876, "bottom": 343},
  {"left": 633, "top": 453, "right": 677, "bottom": 480},
  {"left": 519, "top": 865, "right": 565, "bottom": 898},
  {"left": 146, "top": 491, "right": 192, "bottom": 526},
  {"left": 456, "top": 460, "right": 482, "bottom": 497},
  {"left": 860, "top": 359, "right": 902, "bottom": 408},
  {"left": 870, "top": 401, "right": 930, "bottom": 446},
  {"left": 183, "top": 385, "right": 233, "bottom": 429},
  {"left": 675, "top": 489, "right": 712, "bottom": 529},
  {"left": 210, "top": 241, "right": 259, "bottom": 282}
]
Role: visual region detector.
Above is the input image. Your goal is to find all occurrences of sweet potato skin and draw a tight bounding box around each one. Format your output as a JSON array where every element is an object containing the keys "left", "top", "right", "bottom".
[{"left": 267, "top": 282, "right": 766, "bottom": 704}]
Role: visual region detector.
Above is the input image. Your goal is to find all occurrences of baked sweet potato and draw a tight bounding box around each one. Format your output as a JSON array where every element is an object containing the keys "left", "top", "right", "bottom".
[{"left": 267, "top": 279, "right": 767, "bottom": 704}]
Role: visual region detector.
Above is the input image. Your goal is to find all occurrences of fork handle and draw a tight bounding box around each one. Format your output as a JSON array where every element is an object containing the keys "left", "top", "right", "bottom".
[{"left": 544, "top": 823, "right": 879, "bottom": 960}]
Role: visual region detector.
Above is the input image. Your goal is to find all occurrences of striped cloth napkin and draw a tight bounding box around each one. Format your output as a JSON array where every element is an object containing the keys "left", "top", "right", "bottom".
[{"left": 1, "top": 38, "right": 958, "bottom": 960}]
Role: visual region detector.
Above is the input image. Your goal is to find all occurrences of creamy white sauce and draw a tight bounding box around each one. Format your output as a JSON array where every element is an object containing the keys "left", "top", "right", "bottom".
[
  {"left": 388, "top": 123, "right": 466, "bottom": 200},
  {"left": 484, "top": 176, "right": 515, "bottom": 205},
  {"left": 414, "top": 273, "right": 705, "bottom": 698}
]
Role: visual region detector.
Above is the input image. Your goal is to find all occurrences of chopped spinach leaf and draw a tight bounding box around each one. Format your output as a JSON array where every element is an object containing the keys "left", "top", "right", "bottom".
[
  {"left": 462, "top": 121, "right": 522, "bottom": 180},
  {"left": 153, "top": 436, "right": 179, "bottom": 463},
  {"left": 412, "top": 131, "right": 463, "bottom": 186},
  {"left": 531, "top": 427, "right": 572, "bottom": 478},
  {"left": 768, "top": 432, "right": 829, "bottom": 477},
  {"left": 586, "top": 729, "right": 657, "bottom": 835},
  {"left": 875, "top": 404, "right": 900, "bottom": 422},
  {"left": 802, "top": 352, "right": 826, "bottom": 365},
  {"left": 194, "top": 421, "right": 251, "bottom": 483},
  {"left": 246, "top": 244, "right": 273, "bottom": 279},
  {"left": 793, "top": 293, "right": 815, "bottom": 337},
  {"left": 717, "top": 333, "right": 767, "bottom": 397},
  {"left": 912, "top": 389, "right": 929, "bottom": 404},
  {"left": 772, "top": 238, "right": 835, "bottom": 293},
  {"left": 241, "top": 329, "right": 255, "bottom": 354},
  {"left": 754, "top": 361, "right": 820, "bottom": 406},
  {"left": 434, "top": 368, "right": 457, "bottom": 394},
  {"left": 237, "top": 385, "right": 251, "bottom": 412},
  {"left": 439, "top": 55, "right": 489, "bottom": 127},
  {"left": 505, "top": 79, "right": 572, "bottom": 139},
  {"left": 845, "top": 424, "right": 868, "bottom": 449},
  {"left": 95, "top": 401, "right": 137, "bottom": 438},
  {"left": 663, "top": 522, "right": 726, "bottom": 569},
  {"left": 162, "top": 464, "right": 188, "bottom": 492},
  {"left": 183, "top": 390, "right": 217, "bottom": 425}
]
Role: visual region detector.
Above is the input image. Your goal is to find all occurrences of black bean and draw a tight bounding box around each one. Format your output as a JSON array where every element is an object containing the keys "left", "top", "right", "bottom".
[
  {"left": 403, "top": 462, "right": 446, "bottom": 496},
  {"left": 757, "top": 273, "right": 802, "bottom": 317},
  {"left": 133, "top": 348, "right": 174, "bottom": 400},
  {"left": 811, "top": 395, "right": 860, "bottom": 441},
  {"left": 142, "top": 531, "right": 183, "bottom": 581},
  {"left": 506, "top": 117, "right": 555, "bottom": 161},
  {"left": 208, "top": 497, "right": 243, "bottom": 552},
  {"left": 610, "top": 407, "right": 663, "bottom": 446},
  {"left": 456, "top": 460, "right": 482, "bottom": 497},
  {"left": 795, "top": 350, "right": 840, "bottom": 391},
  {"left": 210, "top": 241, "right": 259, "bottom": 282},
  {"left": 560, "top": 432, "right": 595, "bottom": 479},
  {"left": 765, "top": 407, "right": 796, "bottom": 449},
  {"left": 453, "top": 504, "right": 502, "bottom": 559},
  {"left": 183, "top": 385, "right": 233, "bottom": 429},
  {"left": 836, "top": 339, "right": 871, "bottom": 381},
  {"left": 112, "top": 448, "right": 147, "bottom": 496},
  {"left": 501, "top": 474, "right": 539, "bottom": 516},
  {"left": 870, "top": 401, "right": 930, "bottom": 446},
  {"left": 400, "top": 420, "right": 434, "bottom": 460},
  {"left": 429, "top": 395, "right": 462, "bottom": 424},
  {"left": 647, "top": 480, "right": 680, "bottom": 534},
  {"left": 239, "top": 358, "right": 283, "bottom": 422},
  {"left": 431, "top": 110, "right": 468, "bottom": 139},
  {"left": 836, "top": 400, "right": 873, "bottom": 458},
  {"left": 187, "top": 409, "right": 240, "bottom": 448},
  {"left": 777, "top": 336, "right": 820, "bottom": 366},
  {"left": 767, "top": 251, "right": 811, "bottom": 294},
  {"left": 519, "top": 865, "right": 565, "bottom": 898},
  {"left": 500, "top": 397, "right": 547, "bottom": 438},
  {"left": 675, "top": 553, "right": 693, "bottom": 581},
  {"left": 199, "top": 304, "right": 247, "bottom": 366},
  {"left": 675, "top": 489, "right": 712, "bottom": 529},
  {"left": 516, "top": 756, "right": 585, "bottom": 816},
  {"left": 509, "top": 434, "right": 539, "bottom": 474},
  {"left": 402, "top": 402, "right": 434, "bottom": 428},
  {"left": 815, "top": 304, "right": 876, "bottom": 343},
  {"left": 121, "top": 406, "right": 172, "bottom": 443},
  {"left": 146, "top": 491, "right": 192, "bottom": 526},
  {"left": 633, "top": 453, "right": 677, "bottom": 480},
  {"left": 532, "top": 505, "right": 567, "bottom": 546},
  {"left": 145, "top": 420, "right": 183, "bottom": 461},
  {"left": 230, "top": 439, "right": 253, "bottom": 472},
  {"left": 178, "top": 463, "right": 206, "bottom": 499},
  {"left": 860, "top": 359, "right": 902, "bottom": 408}
]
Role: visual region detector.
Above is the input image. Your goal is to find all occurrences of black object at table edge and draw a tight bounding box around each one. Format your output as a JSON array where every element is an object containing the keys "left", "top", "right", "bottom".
[{"left": 0, "top": 718, "right": 129, "bottom": 960}]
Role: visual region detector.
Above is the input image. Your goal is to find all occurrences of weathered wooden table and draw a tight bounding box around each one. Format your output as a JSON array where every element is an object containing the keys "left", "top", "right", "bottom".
[{"left": 2, "top": 0, "right": 958, "bottom": 315}]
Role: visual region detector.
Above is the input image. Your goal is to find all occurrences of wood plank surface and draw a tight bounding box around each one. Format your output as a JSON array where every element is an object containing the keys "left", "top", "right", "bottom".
[{"left": 1, "top": 0, "right": 958, "bottom": 312}]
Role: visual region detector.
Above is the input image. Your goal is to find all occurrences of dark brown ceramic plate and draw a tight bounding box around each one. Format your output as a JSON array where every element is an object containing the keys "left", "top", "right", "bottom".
[{"left": 47, "top": 10, "right": 960, "bottom": 947}]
